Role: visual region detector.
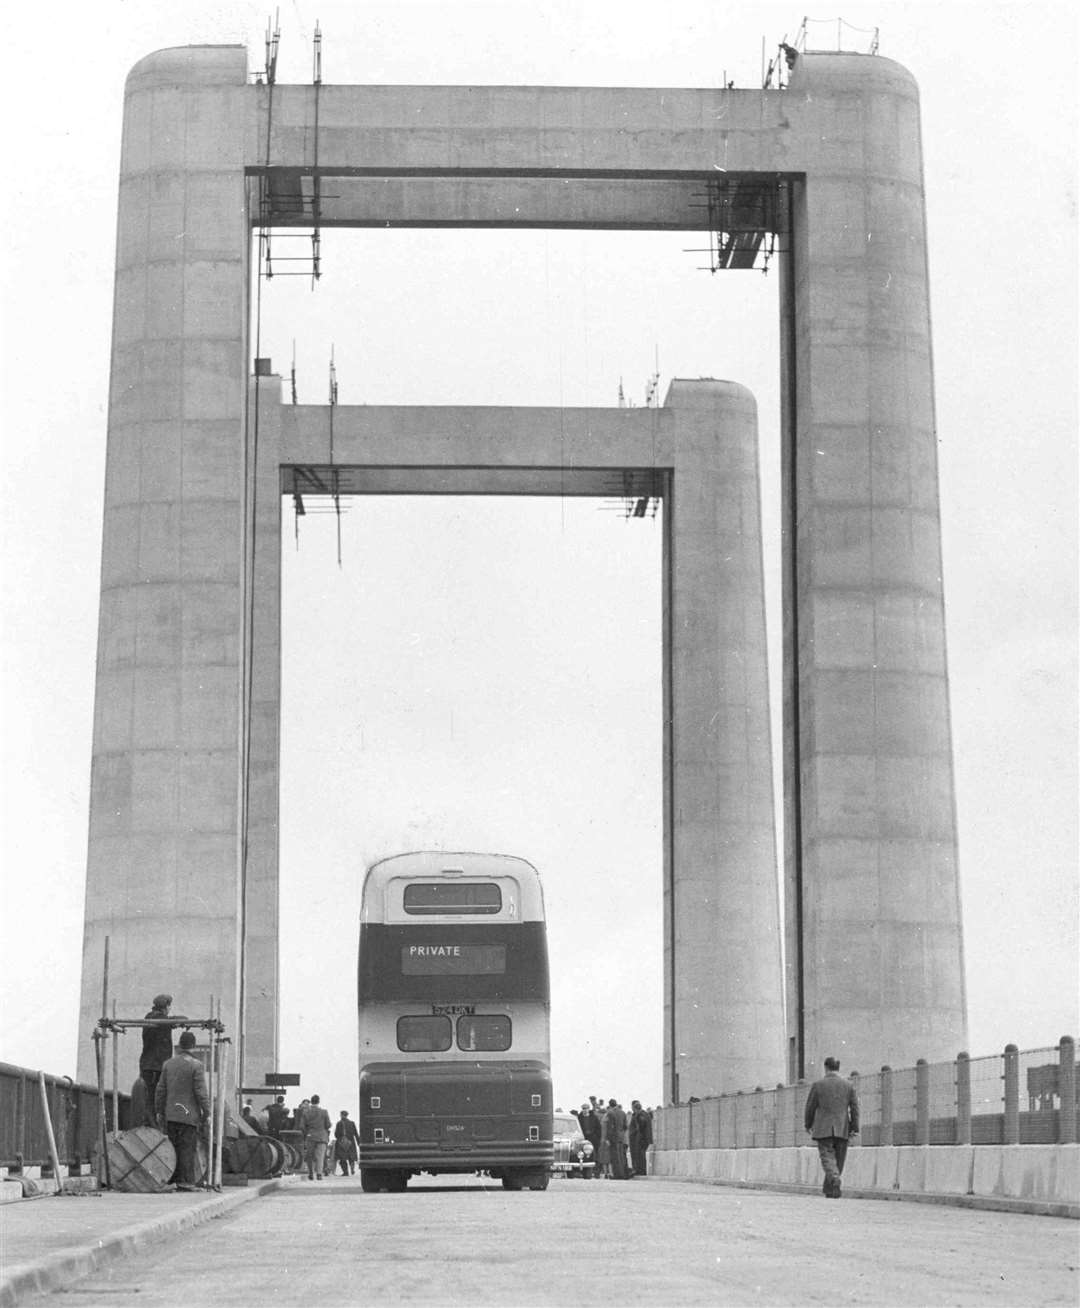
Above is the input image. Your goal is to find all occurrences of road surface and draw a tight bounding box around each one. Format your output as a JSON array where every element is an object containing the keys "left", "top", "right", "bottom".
[{"left": 46, "top": 1175, "right": 1078, "bottom": 1306}]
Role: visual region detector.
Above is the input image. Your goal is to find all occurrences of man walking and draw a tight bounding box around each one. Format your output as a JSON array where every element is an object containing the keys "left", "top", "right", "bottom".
[
  {"left": 298, "top": 1093, "right": 332, "bottom": 1179},
  {"left": 334, "top": 1110, "right": 360, "bottom": 1175},
  {"left": 804, "top": 1056, "right": 859, "bottom": 1198},
  {"left": 154, "top": 1030, "right": 209, "bottom": 1191}
]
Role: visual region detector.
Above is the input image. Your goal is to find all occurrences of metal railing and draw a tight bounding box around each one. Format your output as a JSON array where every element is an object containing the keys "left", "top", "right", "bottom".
[
  {"left": 0, "top": 1062, "right": 132, "bottom": 1173},
  {"left": 655, "top": 1038, "right": 1077, "bottom": 1151}
]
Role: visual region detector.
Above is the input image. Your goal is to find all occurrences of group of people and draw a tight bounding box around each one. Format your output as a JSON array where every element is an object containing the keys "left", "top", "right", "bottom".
[
  {"left": 135, "top": 991, "right": 857, "bottom": 1200},
  {"left": 574, "top": 1097, "right": 654, "bottom": 1178},
  {"left": 242, "top": 1095, "right": 360, "bottom": 1181},
  {"left": 136, "top": 991, "right": 364, "bottom": 1189}
]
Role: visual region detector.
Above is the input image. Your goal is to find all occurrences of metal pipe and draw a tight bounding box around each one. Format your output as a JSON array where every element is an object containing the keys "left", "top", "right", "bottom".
[
  {"left": 94, "top": 1032, "right": 110, "bottom": 1188},
  {"left": 205, "top": 1000, "right": 215, "bottom": 1189},
  {"left": 214, "top": 1038, "right": 229, "bottom": 1189},
  {"left": 1059, "top": 1036, "right": 1077, "bottom": 1145},
  {"left": 1003, "top": 1044, "right": 1020, "bottom": 1145},
  {"left": 111, "top": 1000, "right": 119, "bottom": 1132},
  {"left": 37, "top": 1071, "right": 64, "bottom": 1194},
  {"left": 956, "top": 1052, "right": 972, "bottom": 1145},
  {"left": 101, "top": 936, "right": 109, "bottom": 1022}
]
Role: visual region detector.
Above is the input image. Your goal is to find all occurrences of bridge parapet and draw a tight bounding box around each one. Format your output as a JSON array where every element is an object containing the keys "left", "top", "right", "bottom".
[{"left": 655, "top": 1037, "right": 1078, "bottom": 1150}]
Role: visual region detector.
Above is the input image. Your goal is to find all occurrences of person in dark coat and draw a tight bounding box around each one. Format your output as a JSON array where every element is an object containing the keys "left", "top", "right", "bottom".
[
  {"left": 334, "top": 1110, "right": 359, "bottom": 1175},
  {"left": 576, "top": 1102, "right": 602, "bottom": 1177},
  {"left": 242, "top": 1101, "right": 266, "bottom": 1134},
  {"left": 804, "top": 1056, "right": 859, "bottom": 1198},
  {"left": 266, "top": 1095, "right": 290, "bottom": 1139},
  {"left": 628, "top": 1100, "right": 653, "bottom": 1177},
  {"left": 139, "top": 993, "right": 181, "bottom": 1097},
  {"left": 603, "top": 1099, "right": 629, "bottom": 1179},
  {"left": 154, "top": 1030, "right": 210, "bottom": 1190}
]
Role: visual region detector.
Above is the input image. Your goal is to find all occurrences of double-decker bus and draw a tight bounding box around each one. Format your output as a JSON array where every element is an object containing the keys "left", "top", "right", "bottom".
[{"left": 356, "top": 851, "right": 553, "bottom": 1191}]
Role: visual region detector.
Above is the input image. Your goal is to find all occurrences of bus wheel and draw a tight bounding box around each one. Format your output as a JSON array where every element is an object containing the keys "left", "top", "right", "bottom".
[
  {"left": 501, "top": 1173, "right": 522, "bottom": 1191},
  {"left": 387, "top": 1171, "right": 408, "bottom": 1192},
  {"left": 360, "top": 1170, "right": 381, "bottom": 1193},
  {"left": 525, "top": 1171, "right": 550, "bottom": 1191}
]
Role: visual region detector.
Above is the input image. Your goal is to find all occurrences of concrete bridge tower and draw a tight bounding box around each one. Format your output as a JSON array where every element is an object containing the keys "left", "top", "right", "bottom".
[{"left": 77, "top": 42, "right": 966, "bottom": 1099}]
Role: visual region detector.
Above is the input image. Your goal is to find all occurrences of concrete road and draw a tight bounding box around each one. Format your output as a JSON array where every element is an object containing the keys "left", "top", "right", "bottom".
[{"left": 45, "top": 1176, "right": 1078, "bottom": 1307}]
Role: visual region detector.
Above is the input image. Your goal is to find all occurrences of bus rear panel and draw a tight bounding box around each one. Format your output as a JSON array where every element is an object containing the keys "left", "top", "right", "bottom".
[{"left": 358, "top": 1060, "right": 552, "bottom": 1178}]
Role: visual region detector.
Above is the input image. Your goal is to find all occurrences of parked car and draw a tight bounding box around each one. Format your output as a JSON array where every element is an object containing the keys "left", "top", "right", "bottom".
[{"left": 551, "top": 1111, "right": 595, "bottom": 1178}]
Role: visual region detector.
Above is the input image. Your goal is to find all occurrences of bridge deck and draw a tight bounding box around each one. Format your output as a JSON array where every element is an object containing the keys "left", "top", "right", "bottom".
[{"left": 1, "top": 1174, "right": 1075, "bottom": 1306}]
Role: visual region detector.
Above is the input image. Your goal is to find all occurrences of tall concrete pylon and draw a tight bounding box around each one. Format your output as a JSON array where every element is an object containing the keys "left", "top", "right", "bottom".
[{"left": 78, "top": 43, "right": 966, "bottom": 1099}]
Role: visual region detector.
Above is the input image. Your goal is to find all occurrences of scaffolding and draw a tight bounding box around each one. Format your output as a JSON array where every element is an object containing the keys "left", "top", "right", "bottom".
[{"left": 91, "top": 940, "right": 229, "bottom": 1192}]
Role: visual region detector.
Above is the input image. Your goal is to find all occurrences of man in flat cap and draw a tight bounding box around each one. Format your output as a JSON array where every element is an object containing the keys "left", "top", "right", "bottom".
[
  {"left": 804, "top": 1056, "right": 859, "bottom": 1198},
  {"left": 155, "top": 1031, "right": 210, "bottom": 1190},
  {"left": 139, "top": 994, "right": 185, "bottom": 1099}
]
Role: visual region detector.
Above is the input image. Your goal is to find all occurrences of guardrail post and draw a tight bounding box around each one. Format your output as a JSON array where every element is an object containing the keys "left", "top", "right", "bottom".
[
  {"left": 1003, "top": 1044, "right": 1020, "bottom": 1144},
  {"left": 916, "top": 1059, "right": 930, "bottom": 1145},
  {"left": 14, "top": 1073, "right": 27, "bottom": 1168},
  {"left": 1059, "top": 1035, "right": 1076, "bottom": 1144},
  {"left": 880, "top": 1066, "right": 893, "bottom": 1147},
  {"left": 956, "top": 1052, "right": 971, "bottom": 1145},
  {"left": 794, "top": 1079, "right": 806, "bottom": 1147}
]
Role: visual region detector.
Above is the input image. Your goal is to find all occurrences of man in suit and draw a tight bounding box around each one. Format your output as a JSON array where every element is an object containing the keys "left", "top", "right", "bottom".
[
  {"left": 298, "top": 1093, "right": 333, "bottom": 1180},
  {"left": 804, "top": 1056, "right": 859, "bottom": 1198},
  {"left": 155, "top": 1030, "right": 209, "bottom": 1191}
]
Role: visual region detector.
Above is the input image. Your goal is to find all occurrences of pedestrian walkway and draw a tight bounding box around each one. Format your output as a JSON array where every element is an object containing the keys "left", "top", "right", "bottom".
[{"left": 0, "top": 1179, "right": 287, "bottom": 1306}]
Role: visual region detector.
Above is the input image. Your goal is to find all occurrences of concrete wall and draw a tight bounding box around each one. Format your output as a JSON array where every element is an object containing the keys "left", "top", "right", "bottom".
[{"left": 650, "top": 1145, "right": 1080, "bottom": 1213}]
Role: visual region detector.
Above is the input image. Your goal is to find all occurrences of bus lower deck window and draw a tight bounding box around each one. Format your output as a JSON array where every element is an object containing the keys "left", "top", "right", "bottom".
[
  {"left": 397, "top": 1015, "right": 452, "bottom": 1052},
  {"left": 457, "top": 1014, "right": 511, "bottom": 1051}
]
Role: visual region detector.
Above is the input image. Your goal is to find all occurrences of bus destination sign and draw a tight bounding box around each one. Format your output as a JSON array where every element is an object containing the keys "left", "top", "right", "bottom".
[{"left": 401, "top": 943, "right": 506, "bottom": 975}]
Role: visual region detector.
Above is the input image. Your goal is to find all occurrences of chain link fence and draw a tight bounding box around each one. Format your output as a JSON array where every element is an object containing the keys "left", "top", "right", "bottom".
[{"left": 656, "top": 1038, "right": 1077, "bottom": 1151}]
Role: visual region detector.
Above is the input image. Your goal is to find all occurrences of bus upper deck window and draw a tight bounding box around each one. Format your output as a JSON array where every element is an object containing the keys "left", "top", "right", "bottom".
[{"left": 403, "top": 882, "right": 502, "bottom": 915}]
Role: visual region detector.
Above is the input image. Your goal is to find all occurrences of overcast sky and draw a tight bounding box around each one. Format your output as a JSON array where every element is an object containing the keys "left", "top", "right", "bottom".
[{"left": 0, "top": 2, "right": 1076, "bottom": 1117}]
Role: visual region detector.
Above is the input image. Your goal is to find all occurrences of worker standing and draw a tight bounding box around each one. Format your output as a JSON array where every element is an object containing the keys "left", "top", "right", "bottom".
[{"left": 154, "top": 1031, "right": 209, "bottom": 1191}]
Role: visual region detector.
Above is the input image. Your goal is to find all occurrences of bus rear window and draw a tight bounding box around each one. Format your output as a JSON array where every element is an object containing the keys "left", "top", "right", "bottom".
[
  {"left": 457, "top": 1014, "right": 511, "bottom": 1051},
  {"left": 403, "top": 882, "right": 502, "bottom": 915},
  {"left": 397, "top": 1016, "right": 452, "bottom": 1052}
]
